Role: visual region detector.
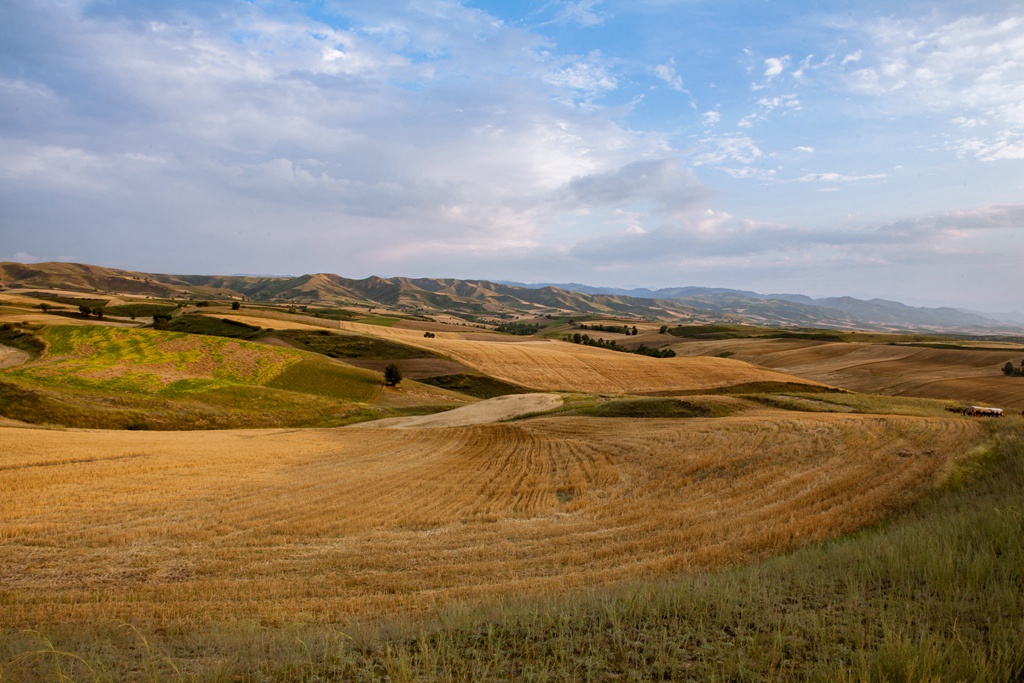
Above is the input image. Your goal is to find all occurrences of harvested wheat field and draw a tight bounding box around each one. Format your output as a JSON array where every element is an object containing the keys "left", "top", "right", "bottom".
[
  {"left": 671, "top": 338, "right": 1024, "bottom": 408},
  {"left": 222, "top": 311, "right": 825, "bottom": 394},
  {"left": 0, "top": 412, "right": 982, "bottom": 628}
]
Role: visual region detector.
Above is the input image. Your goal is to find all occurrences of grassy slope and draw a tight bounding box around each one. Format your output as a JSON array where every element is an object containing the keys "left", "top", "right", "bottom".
[
  {"left": 268, "top": 328, "right": 444, "bottom": 360},
  {"left": 1, "top": 422, "right": 1019, "bottom": 681},
  {"left": 0, "top": 326, "right": 447, "bottom": 429}
]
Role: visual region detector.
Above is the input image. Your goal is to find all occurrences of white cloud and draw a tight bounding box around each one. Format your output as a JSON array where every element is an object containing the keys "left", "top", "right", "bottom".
[
  {"left": 549, "top": 0, "right": 608, "bottom": 27},
  {"left": 763, "top": 56, "right": 789, "bottom": 77},
  {"left": 841, "top": 50, "right": 862, "bottom": 66},
  {"left": 545, "top": 54, "right": 618, "bottom": 97},
  {"left": 738, "top": 93, "right": 800, "bottom": 127},
  {"left": 843, "top": 13, "right": 1024, "bottom": 160},
  {"left": 951, "top": 136, "right": 1024, "bottom": 161},
  {"left": 794, "top": 146, "right": 815, "bottom": 153},
  {"left": 702, "top": 110, "right": 721, "bottom": 126},
  {"left": 693, "top": 134, "right": 764, "bottom": 166},
  {"left": 652, "top": 59, "right": 685, "bottom": 92}
]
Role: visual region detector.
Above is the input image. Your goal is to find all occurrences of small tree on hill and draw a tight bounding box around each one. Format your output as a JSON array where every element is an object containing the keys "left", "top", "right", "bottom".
[
  {"left": 384, "top": 363, "right": 402, "bottom": 387},
  {"left": 232, "top": 301, "right": 241, "bottom": 310}
]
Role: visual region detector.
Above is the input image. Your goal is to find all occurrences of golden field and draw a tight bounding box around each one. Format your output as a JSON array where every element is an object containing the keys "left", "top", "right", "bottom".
[
  {"left": 669, "top": 337, "right": 1024, "bottom": 409},
  {"left": 222, "top": 311, "right": 825, "bottom": 394},
  {"left": 0, "top": 411, "right": 981, "bottom": 628}
]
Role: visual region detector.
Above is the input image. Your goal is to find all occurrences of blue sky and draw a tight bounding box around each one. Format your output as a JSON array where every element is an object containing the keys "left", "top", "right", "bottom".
[{"left": 1, "top": 0, "right": 1022, "bottom": 310}]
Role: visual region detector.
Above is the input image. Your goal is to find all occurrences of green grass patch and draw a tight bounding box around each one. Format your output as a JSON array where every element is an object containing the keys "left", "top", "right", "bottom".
[
  {"left": 671, "top": 380, "right": 843, "bottom": 396},
  {"left": 269, "top": 329, "right": 443, "bottom": 360},
  {"left": 6, "top": 326, "right": 296, "bottom": 395},
  {"left": 162, "top": 314, "right": 265, "bottom": 340},
  {"left": 0, "top": 327, "right": 416, "bottom": 429},
  {"left": 564, "top": 396, "right": 740, "bottom": 418},
  {"left": 265, "top": 358, "right": 381, "bottom": 402},
  {"left": 418, "top": 373, "right": 533, "bottom": 399},
  {"left": 23, "top": 293, "right": 110, "bottom": 309},
  {"left": 104, "top": 303, "right": 179, "bottom": 318},
  {"left": 359, "top": 315, "right": 400, "bottom": 327},
  {"left": 306, "top": 308, "right": 364, "bottom": 321},
  {"left": 749, "top": 391, "right": 958, "bottom": 417}
]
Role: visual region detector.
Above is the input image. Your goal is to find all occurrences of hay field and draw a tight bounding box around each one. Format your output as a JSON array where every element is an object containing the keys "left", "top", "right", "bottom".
[
  {"left": 0, "top": 412, "right": 981, "bottom": 628},
  {"left": 670, "top": 338, "right": 1024, "bottom": 408},
  {"left": 223, "top": 311, "right": 824, "bottom": 394}
]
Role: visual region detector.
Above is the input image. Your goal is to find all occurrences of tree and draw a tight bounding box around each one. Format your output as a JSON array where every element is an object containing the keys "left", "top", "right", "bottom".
[
  {"left": 659, "top": 325, "right": 668, "bottom": 334},
  {"left": 383, "top": 363, "right": 402, "bottom": 387},
  {"left": 78, "top": 305, "right": 92, "bottom": 316},
  {"left": 631, "top": 325, "right": 638, "bottom": 336},
  {"left": 232, "top": 301, "right": 241, "bottom": 310},
  {"left": 1004, "top": 361, "right": 1016, "bottom": 376}
]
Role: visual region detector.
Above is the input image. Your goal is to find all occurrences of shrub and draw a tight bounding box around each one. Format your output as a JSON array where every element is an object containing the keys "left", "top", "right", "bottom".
[{"left": 383, "top": 363, "right": 402, "bottom": 387}]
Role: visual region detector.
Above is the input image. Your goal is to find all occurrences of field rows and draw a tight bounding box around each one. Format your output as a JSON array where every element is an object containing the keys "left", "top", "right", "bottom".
[{"left": 0, "top": 413, "right": 981, "bottom": 626}]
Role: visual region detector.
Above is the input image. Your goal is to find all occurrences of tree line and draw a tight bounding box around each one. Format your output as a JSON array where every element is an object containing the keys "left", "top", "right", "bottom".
[{"left": 563, "top": 333, "right": 676, "bottom": 358}]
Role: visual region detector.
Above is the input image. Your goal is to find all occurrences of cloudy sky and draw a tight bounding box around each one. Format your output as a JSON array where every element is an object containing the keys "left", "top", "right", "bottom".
[{"left": 2, "top": 1, "right": 1022, "bottom": 310}]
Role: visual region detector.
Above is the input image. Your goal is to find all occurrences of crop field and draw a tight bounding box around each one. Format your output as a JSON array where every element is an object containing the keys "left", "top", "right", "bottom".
[
  {"left": 0, "top": 325, "right": 464, "bottom": 429},
  {"left": 670, "top": 337, "right": 1024, "bottom": 408},
  {"left": 1, "top": 298, "right": 1020, "bottom": 680},
  {"left": 221, "top": 311, "right": 825, "bottom": 394},
  {"left": 0, "top": 411, "right": 982, "bottom": 628}
]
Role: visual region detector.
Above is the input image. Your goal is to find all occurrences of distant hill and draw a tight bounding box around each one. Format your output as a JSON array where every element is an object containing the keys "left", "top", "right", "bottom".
[
  {"left": 0, "top": 262, "right": 701, "bottom": 322},
  {"left": 2, "top": 261, "right": 1020, "bottom": 333},
  {"left": 500, "top": 281, "right": 1022, "bottom": 333}
]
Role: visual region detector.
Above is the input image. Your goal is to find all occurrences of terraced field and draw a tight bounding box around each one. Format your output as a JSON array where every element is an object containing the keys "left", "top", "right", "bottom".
[
  {"left": 670, "top": 337, "right": 1024, "bottom": 409},
  {"left": 0, "top": 412, "right": 982, "bottom": 627}
]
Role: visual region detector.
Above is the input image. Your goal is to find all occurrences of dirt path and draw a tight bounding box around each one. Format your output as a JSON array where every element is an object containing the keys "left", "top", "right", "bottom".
[
  {"left": 0, "top": 344, "right": 30, "bottom": 369},
  {"left": 353, "top": 392, "right": 563, "bottom": 429}
]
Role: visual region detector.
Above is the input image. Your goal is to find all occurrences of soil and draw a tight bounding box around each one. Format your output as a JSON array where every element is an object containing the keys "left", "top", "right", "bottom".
[{"left": 353, "top": 392, "right": 563, "bottom": 428}]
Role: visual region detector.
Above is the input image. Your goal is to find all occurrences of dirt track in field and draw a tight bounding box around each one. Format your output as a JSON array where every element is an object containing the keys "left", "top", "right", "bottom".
[{"left": 353, "top": 393, "right": 562, "bottom": 428}]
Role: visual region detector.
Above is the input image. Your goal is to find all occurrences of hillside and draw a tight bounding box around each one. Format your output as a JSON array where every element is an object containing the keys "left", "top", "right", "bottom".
[
  {"left": 0, "top": 262, "right": 700, "bottom": 322},
  {"left": 8, "top": 261, "right": 1020, "bottom": 333},
  {"left": 669, "top": 336, "right": 1024, "bottom": 410},
  {"left": 507, "top": 280, "right": 1022, "bottom": 333},
  {"left": 222, "top": 311, "right": 827, "bottom": 394},
  {"left": 0, "top": 325, "right": 466, "bottom": 429}
]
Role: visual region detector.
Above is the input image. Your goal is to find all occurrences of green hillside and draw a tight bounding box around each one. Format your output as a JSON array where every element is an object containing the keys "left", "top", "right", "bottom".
[{"left": 0, "top": 325, "right": 449, "bottom": 429}]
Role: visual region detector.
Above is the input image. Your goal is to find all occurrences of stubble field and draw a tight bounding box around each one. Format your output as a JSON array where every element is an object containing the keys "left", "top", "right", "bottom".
[
  {"left": 0, "top": 412, "right": 981, "bottom": 628},
  {"left": 670, "top": 337, "right": 1024, "bottom": 409}
]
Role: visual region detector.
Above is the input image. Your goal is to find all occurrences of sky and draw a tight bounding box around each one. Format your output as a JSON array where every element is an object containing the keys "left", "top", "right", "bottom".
[{"left": 1, "top": 0, "right": 1022, "bottom": 311}]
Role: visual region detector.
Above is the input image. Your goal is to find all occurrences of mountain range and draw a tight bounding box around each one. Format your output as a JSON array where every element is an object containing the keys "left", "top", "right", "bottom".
[{"left": 2, "top": 261, "right": 1021, "bottom": 334}]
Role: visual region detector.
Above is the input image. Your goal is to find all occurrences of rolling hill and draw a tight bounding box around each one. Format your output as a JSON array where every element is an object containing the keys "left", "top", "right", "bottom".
[{"left": 6, "top": 261, "right": 1020, "bottom": 333}]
